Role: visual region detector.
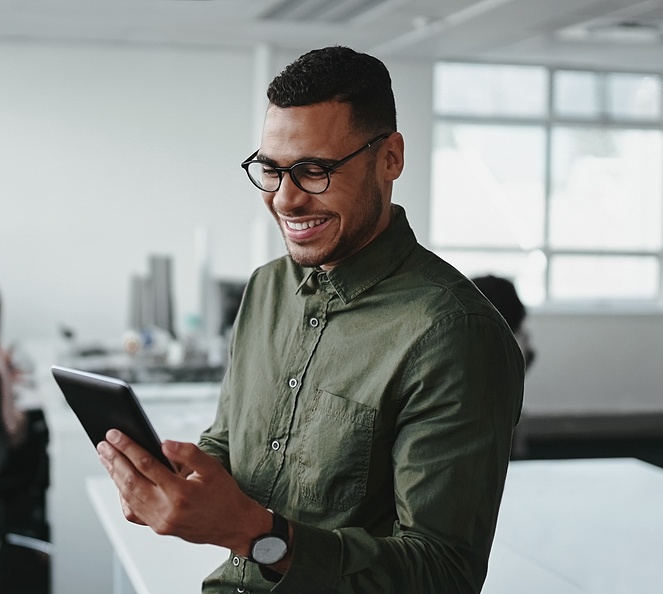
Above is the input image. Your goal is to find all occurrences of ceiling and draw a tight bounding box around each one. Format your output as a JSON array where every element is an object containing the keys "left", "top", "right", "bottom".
[{"left": 1, "top": 0, "right": 663, "bottom": 71}]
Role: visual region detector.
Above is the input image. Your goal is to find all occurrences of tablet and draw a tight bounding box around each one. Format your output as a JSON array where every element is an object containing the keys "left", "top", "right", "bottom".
[{"left": 51, "top": 365, "right": 175, "bottom": 471}]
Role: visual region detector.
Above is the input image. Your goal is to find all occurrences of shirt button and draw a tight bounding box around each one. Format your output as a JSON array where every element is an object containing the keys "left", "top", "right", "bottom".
[
  {"left": 320, "top": 274, "right": 329, "bottom": 283},
  {"left": 232, "top": 556, "right": 240, "bottom": 567},
  {"left": 271, "top": 440, "right": 281, "bottom": 451},
  {"left": 237, "top": 589, "right": 246, "bottom": 593},
  {"left": 288, "top": 377, "right": 298, "bottom": 388},
  {"left": 309, "top": 317, "right": 319, "bottom": 328}
]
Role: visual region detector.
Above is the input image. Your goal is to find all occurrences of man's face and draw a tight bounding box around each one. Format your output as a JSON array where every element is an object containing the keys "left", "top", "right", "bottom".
[{"left": 257, "top": 101, "right": 400, "bottom": 270}]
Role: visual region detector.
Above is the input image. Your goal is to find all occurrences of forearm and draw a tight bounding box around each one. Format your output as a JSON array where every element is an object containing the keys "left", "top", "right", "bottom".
[{"left": 273, "top": 523, "right": 480, "bottom": 594}]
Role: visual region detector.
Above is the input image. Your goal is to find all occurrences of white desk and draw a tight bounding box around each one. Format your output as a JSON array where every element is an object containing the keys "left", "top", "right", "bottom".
[
  {"left": 483, "top": 458, "right": 663, "bottom": 594},
  {"left": 88, "top": 457, "right": 663, "bottom": 594},
  {"left": 86, "top": 478, "right": 227, "bottom": 594}
]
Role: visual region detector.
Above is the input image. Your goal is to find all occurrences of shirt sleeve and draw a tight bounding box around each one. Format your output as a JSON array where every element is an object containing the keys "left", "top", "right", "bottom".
[
  {"left": 272, "top": 313, "right": 524, "bottom": 594},
  {"left": 198, "top": 362, "right": 233, "bottom": 471}
]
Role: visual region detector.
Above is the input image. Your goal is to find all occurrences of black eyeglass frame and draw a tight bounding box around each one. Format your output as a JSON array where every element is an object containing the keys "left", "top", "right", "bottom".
[{"left": 240, "top": 132, "right": 391, "bottom": 194}]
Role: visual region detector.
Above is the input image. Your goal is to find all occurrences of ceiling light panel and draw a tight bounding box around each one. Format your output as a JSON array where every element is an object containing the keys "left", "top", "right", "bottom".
[{"left": 261, "top": 0, "right": 391, "bottom": 23}]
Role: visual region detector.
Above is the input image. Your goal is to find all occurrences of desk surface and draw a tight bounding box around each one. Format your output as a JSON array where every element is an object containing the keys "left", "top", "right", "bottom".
[
  {"left": 87, "top": 478, "right": 227, "bottom": 594},
  {"left": 89, "top": 458, "right": 663, "bottom": 594},
  {"left": 483, "top": 458, "right": 663, "bottom": 594}
]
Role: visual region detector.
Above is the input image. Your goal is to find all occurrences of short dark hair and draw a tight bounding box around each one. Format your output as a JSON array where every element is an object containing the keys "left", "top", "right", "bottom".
[
  {"left": 267, "top": 46, "right": 397, "bottom": 136},
  {"left": 472, "top": 275, "right": 526, "bottom": 333}
]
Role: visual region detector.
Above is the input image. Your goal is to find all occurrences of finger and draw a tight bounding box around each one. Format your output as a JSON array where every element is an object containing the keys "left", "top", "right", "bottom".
[
  {"left": 105, "top": 429, "right": 173, "bottom": 485},
  {"left": 97, "top": 439, "right": 155, "bottom": 504},
  {"left": 120, "top": 494, "right": 146, "bottom": 526}
]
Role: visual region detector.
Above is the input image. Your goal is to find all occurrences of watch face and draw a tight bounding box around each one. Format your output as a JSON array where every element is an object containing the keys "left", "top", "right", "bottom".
[{"left": 252, "top": 535, "right": 288, "bottom": 565}]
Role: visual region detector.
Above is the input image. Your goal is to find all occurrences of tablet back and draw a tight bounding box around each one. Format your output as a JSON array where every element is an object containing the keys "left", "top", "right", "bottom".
[{"left": 51, "top": 365, "right": 174, "bottom": 470}]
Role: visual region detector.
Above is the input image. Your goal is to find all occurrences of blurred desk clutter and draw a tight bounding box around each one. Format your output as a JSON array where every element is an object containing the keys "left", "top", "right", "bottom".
[
  {"left": 512, "top": 410, "right": 663, "bottom": 469},
  {"left": 57, "top": 252, "right": 246, "bottom": 389},
  {"left": 59, "top": 344, "right": 227, "bottom": 388}
]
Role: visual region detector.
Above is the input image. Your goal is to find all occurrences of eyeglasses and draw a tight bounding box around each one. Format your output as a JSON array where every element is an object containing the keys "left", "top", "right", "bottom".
[{"left": 241, "top": 133, "right": 390, "bottom": 194}]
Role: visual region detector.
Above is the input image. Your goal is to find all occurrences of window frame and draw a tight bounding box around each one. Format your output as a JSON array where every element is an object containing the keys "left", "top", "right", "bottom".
[{"left": 431, "top": 62, "right": 663, "bottom": 311}]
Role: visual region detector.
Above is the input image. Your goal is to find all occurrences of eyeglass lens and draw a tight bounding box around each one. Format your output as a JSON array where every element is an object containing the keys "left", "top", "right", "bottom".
[{"left": 245, "top": 161, "right": 330, "bottom": 194}]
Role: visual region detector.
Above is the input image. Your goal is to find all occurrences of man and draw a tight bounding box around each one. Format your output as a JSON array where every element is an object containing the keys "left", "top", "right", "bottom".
[{"left": 98, "top": 46, "right": 524, "bottom": 593}]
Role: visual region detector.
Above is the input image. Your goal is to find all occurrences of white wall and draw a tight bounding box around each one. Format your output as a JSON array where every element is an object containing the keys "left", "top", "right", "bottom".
[
  {"left": 0, "top": 42, "right": 259, "bottom": 343},
  {"left": 0, "top": 42, "right": 432, "bottom": 345},
  {"left": 524, "top": 311, "right": 663, "bottom": 414},
  {"left": 2, "top": 41, "right": 663, "bottom": 415}
]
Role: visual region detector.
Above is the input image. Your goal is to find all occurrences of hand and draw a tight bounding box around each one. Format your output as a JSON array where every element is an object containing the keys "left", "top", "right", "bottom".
[
  {"left": 96, "top": 430, "right": 273, "bottom": 555},
  {"left": 0, "top": 347, "right": 27, "bottom": 447},
  {"left": 0, "top": 347, "right": 12, "bottom": 379},
  {"left": 1, "top": 347, "right": 15, "bottom": 374}
]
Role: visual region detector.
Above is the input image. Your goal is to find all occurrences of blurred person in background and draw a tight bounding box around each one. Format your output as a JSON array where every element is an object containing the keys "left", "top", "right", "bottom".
[
  {"left": 472, "top": 275, "right": 536, "bottom": 370},
  {"left": 0, "top": 288, "right": 50, "bottom": 546},
  {"left": 0, "top": 292, "right": 28, "bottom": 455}
]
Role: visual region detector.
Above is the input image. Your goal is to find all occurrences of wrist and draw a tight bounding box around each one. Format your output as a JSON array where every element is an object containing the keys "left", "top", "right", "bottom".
[
  {"left": 247, "top": 509, "right": 292, "bottom": 570},
  {"left": 233, "top": 503, "right": 274, "bottom": 558}
]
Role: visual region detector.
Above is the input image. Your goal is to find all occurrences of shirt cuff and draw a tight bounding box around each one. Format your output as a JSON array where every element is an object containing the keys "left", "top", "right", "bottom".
[{"left": 270, "top": 520, "right": 342, "bottom": 593}]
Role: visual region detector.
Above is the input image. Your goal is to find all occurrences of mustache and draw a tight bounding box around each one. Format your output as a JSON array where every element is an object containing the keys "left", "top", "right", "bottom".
[{"left": 273, "top": 205, "right": 334, "bottom": 219}]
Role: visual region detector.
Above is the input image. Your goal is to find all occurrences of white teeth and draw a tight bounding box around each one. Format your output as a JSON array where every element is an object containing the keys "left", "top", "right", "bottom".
[{"left": 286, "top": 219, "right": 325, "bottom": 231}]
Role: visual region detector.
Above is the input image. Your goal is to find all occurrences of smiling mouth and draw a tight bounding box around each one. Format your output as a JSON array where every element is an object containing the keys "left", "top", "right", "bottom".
[{"left": 285, "top": 218, "right": 327, "bottom": 231}]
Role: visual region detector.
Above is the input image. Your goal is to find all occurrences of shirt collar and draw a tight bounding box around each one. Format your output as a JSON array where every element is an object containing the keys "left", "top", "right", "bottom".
[{"left": 296, "top": 204, "right": 417, "bottom": 303}]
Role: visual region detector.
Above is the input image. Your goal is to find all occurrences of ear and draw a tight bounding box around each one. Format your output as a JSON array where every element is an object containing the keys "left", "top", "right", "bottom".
[{"left": 382, "top": 132, "right": 405, "bottom": 182}]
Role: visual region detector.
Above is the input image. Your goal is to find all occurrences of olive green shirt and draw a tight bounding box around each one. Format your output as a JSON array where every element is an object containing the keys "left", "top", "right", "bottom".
[{"left": 198, "top": 205, "right": 524, "bottom": 593}]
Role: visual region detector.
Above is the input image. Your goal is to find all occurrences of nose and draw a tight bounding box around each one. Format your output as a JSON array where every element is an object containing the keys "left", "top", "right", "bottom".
[{"left": 270, "top": 171, "right": 311, "bottom": 213}]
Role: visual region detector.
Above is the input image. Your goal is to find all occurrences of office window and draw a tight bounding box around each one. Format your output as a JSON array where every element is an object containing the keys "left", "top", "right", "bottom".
[
  {"left": 433, "top": 63, "right": 548, "bottom": 117},
  {"left": 550, "top": 127, "right": 662, "bottom": 251},
  {"left": 432, "top": 63, "right": 663, "bottom": 307}
]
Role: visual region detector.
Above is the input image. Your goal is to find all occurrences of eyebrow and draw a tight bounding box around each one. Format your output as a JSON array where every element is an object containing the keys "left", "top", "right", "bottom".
[
  {"left": 255, "top": 152, "right": 338, "bottom": 168},
  {"left": 254, "top": 153, "right": 279, "bottom": 167}
]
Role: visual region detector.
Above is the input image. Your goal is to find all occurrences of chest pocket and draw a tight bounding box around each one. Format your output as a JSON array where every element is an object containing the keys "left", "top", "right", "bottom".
[{"left": 298, "top": 390, "right": 376, "bottom": 511}]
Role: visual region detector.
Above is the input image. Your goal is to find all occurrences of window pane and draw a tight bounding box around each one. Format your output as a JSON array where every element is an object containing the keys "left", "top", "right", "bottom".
[
  {"left": 431, "top": 123, "right": 546, "bottom": 249},
  {"left": 607, "top": 73, "right": 662, "bottom": 120},
  {"left": 553, "top": 71, "right": 600, "bottom": 117},
  {"left": 550, "top": 127, "right": 663, "bottom": 250},
  {"left": 436, "top": 249, "right": 547, "bottom": 306},
  {"left": 550, "top": 255, "right": 659, "bottom": 300},
  {"left": 434, "top": 63, "right": 548, "bottom": 117}
]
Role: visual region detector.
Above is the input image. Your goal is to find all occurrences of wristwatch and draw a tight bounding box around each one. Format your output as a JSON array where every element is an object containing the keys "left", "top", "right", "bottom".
[{"left": 249, "top": 510, "right": 289, "bottom": 565}]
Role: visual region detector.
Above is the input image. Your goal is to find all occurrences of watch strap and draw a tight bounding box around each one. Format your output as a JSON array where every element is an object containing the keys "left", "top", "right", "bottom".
[
  {"left": 270, "top": 511, "right": 289, "bottom": 543},
  {"left": 248, "top": 510, "right": 289, "bottom": 565}
]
